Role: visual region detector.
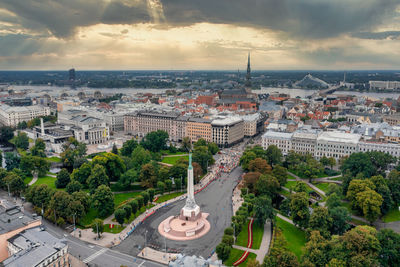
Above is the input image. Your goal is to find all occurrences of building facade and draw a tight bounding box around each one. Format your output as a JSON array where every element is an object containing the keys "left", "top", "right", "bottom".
[
  {"left": 211, "top": 117, "right": 244, "bottom": 147},
  {"left": 0, "top": 105, "right": 50, "bottom": 127},
  {"left": 262, "top": 131, "right": 293, "bottom": 155},
  {"left": 187, "top": 118, "right": 212, "bottom": 142}
]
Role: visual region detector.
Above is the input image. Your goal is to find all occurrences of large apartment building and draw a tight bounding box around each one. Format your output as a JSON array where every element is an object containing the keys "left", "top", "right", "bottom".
[
  {"left": 0, "top": 105, "right": 50, "bottom": 127},
  {"left": 187, "top": 118, "right": 212, "bottom": 142},
  {"left": 262, "top": 129, "right": 400, "bottom": 160},
  {"left": 211, "top": 117, "right": 244, "bottom": 147}
]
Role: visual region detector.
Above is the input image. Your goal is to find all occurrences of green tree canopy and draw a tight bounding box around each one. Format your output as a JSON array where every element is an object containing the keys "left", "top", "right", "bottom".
[
  {"left": 87, "top": 164, "right": 109, "bottom": 192},
  {"left": 120, "top": 139, "right": 138, "bottom": 157},
  {"left": 92, "top": 152, "right": 126, "bottom": 182},
  {"left": 14, "top": 131, "right": 29, "bottom": 150},
  {"left": 92, "top": 185, "right": 114, "bottom": 217},
  {"left": 290, "top": 192, "right": 310, "bottom": 228},
  {"left": 265, "top": 145, "right": 283, "bottom": 166},
  {"left": 141, "top": 130, "right": 169, "bottom": 152},
  {"left": 55, "top": 168, "right": 71, "bottom": 189}
]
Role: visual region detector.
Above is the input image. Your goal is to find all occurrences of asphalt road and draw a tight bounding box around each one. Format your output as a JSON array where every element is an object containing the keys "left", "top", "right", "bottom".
[{"left": 113, "top": 166, "right": 243, "bottom": 258}]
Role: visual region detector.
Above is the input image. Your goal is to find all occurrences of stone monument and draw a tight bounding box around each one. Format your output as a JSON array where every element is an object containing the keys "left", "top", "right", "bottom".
[{"left": 158, "top": 153, "right": 210, "bottom": 241}]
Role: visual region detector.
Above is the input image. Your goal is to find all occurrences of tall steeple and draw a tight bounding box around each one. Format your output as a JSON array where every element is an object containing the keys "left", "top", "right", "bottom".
[{"left": 245, "top": 52, "right": 251, "bottom": 89}]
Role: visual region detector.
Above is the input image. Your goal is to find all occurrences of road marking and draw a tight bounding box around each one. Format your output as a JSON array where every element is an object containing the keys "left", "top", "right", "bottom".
[
  {"left": 138, "top": 260, "right": 146, "bottom": 267},
  {"left": 83, "top": 247, "right": 108, "bottom": 263}
]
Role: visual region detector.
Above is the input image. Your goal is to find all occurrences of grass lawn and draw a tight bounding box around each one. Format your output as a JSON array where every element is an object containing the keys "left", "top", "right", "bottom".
[
  {"left": 110, "top": 182, "right": 143, "bottom": 192},
  {"left": 33, "top": 176, "right": 57, "bottom": 189},
  {"left": 278, "top": 189, "right": 291, "bottom": 198},
  {"left": 351, "top": 218, "right": 368, "bottom": 226},
  {"left": 23, "top": 176, "right": 33, "bottom": 185},
  {"left": 47, "top": 156, "right": 62, "bottom": 163},
  {"left": 284, "top": 181, "right": 313, "bottom": 193},
  {"left": 114, "top": 192, "right": 142, "bottom": 208},
  {"left": 314, "top": 183, "right": 330, "bottom": 193},
  {"left": 235, "top": 220, "right": 264, "bottom": 249},
  {"left": 103, "top": 224, "right": 124, "bottom": 234},
  {"left": 161, "top": 155, "right": 189, "bottom": 165},
  {"left": 161, "top": 150, "right": 187, "bottom": 156},
  {"left": 223, "top": 248, "right": 257, "bottom": 267},
  {"left": 155, "top": 192, "right": 185, "bottom": 203},
  {"left": 275, "top": 216, "right": 306, "bottom": 259},
  {"left": 341, "top": 201, "right": 352, "bottom": 213},
  {"left": 79, "top": 208, "right": 100, "bottom": 227},
  {"left": 382, "top": 207, "right": 400, "bottom": 223},
  {"left": 287, "top": 174, "right": 297, "bottom": 180},
  {"left": 331, "top": 176, "right": 343, "bottom": 181}
]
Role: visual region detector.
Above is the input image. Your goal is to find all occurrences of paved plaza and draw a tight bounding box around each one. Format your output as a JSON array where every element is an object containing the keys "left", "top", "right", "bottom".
[{"left": 113, "top": 166, "right": 244, "bottom": 258}]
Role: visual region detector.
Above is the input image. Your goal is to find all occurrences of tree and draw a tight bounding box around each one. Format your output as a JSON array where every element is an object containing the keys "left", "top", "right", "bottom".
[
  {"left": 194, "top": 138, "right": 207, "bottom": 148},
  {"left": 49, "top": 191, "right": 72, "bottom": 219},
  {"left": 118, "top": 168, "right": 138, "bottom": 189},
  {"left": 356, "top": 189, "right": 383, "bottom": 223},
  {"left": 92, "top": 185, "right": 114, "bottom": 217},
  {"left": 388, "top": 170, "right": 400, "bottom": 205},
  {"left": 55, "top": 168, "right": 71, "bottom": 188},
  {"left": 4, "top": 152, "right": 20, "bottom": 171},
  {"left": 193, "top": 145, "right": 214, "bottom": 173},
  {"left": 192, "top": 162, "right": 203, "bottom": 183},
  {"left": 243, "top": 172, "right": 261, "bottom": 193},
  {"left": 207, "top": 142, "right": 219, "bottom": 155},
  {"left": 320, "top": 156, "right": 330, "bottom": 168},
  {"left": 158, "top": 166, "right": 170, "bottom": 181},
  {"left": 147, "top": 188, "right": 155, "bottom": 201},
  {"left": 328, "top": 157, "right": 336, "bottom": 169},
  {"left": 265, "top": 145, "right": 282, "bottom": 166},
  {"left": 4, "top": 172, "right": 25, "bottom": 196},
  {"left": 139, "top": 163, "right": 157, "bottom": 188},
  {"left": 377, "top": 229, "right": 400, "bottom": 267},
  {"left": 326, "top": 193, "right": 341, "bottom": 209},
  {"left": 92, "top": 152, "right": 126, "bottom": 182},
  {"left": 272, "top": 165, "right": 287, "bottom": 187},
  {"left": 120, "top": 139, "right": 138, "bottom": 157},
  {"left": 254, "top": 195, "right": 275, "bottom": 225},
  {"left": 26, "top": 184, "right": 54, "bottom": 208},
  {"left": 60, "top": 137, "right": 87, "bottom": 171},
  {"left": 370, "top": 175, "right": 393, "bottom": 215},
  {"left": 68, "top": 200, "right": 85, "bottom": 223},
  {"left": 346, "top": 179, "right": 375, "bottom": 211},
  {"left": 326, "top": 183, "right": 342, "bottom": 197},
  {"left": 301, "top": 231, "right": 330, "bottom": 267},
  {"left": 308, "top": 207, "right": 332, "bottom": 238},
  {"left": 31, "top": 138, "right": 46, "bottom": 157},
  {"left": 240, "top": 151, "right": 257, "bottom": 171},
  {"left": 248, "top": 158, "right": 271, "bottom": 174},
  {"left": 290, "top": 192, "right": 310, "bottom": 228},
  {"left": 115, "top": 209, "right": 126, "bottom": 226},
  {"left": 72, "top": 191, "right": 90, "bottom": 212},
  {"left": 112, "top": 143, "right": 118, "bottom": 155},
  {"left": 91, "top": 218, "right": 104, "bottom": 239},
  {"left": 246, "top": 258, "right": 260, "bottom": 267},
  {"left": 0, "top": 126, "right": 14, "bottom": 143},
  {"left": 141, "top": 191, "right": 150, "bottom": 206},
  {"left": 141, "top": 130, "right": 169, "bottom": 152},
  {"left": 17, "top": 121, "right": 27, "bottom": 130},
  {"left": 222, "top": 234, "right": 234, "bottom": 246},
  {"left": 87, "top": 164, "right": 109, "bottom": 192},
  {"left": 165, "top": 179, "right": 172, "bottom": 193},
  {"left": 216, "top": 243, "right": 231, "bottom": 261},
  {"left": 14, "top": 131, "right": 29, "bottom": 150},
  {"left": 157, "top": 181, "right": 165, "bottom": 195},
  {"left": 131, "top": 146, "right": 151, "bottom": 170},
  {"left": 340, "top": 226, "right": 381, "bottom": 267},
  {"left": 341, "top": 152, "right": 374, "bottom": 177},
  {"left": 33, "top": 156, "right": 50, "bottom": 177},
  {"left": 329, "top": 206, "right": 351, "bottom": 235},
  {"left": 66, "top": 180, "right": 82, "bottom": 194},
  {"left": 294, "top": 181, "right": 308, "bottom": 193},
  {"left": 129, "top": 199, "right": 139, "bottom": 215},
  {"left": 71, "top": 163, "right": 92, "bottom": 186},
  {"left": 123, "top": 205, "right": 132, "bottom": 220},
  {"left": 136, "top": 195, "right": 144, "bottom": 208},
  {"left": 181, "top": 137, "right": 192, "bottom": 152},
  {"left": 255, "top": 174, "right": 280, "bottom": 197}
]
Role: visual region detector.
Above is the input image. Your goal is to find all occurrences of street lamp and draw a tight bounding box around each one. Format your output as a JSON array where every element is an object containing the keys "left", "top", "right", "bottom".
[{"left": 73, "top": 213, "right": 76, "bottom": 236}]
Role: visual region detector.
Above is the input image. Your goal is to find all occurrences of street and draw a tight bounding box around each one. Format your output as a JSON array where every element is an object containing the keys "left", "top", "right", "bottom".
[{"left": 113, "top": 166, "right": 244, "bottom": 258}]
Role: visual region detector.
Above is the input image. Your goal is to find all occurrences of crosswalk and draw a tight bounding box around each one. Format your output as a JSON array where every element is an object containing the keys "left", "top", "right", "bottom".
[{"left": 83, "top": 248, "right": 108, "bottom": 263}]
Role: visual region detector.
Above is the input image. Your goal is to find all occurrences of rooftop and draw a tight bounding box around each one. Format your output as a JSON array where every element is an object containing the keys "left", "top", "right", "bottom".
[
  {"left": 0, "top": 200, "right": 39, "bottom": 235},
  {"left": 3, "top": 226, "right": 67, "bottom": 267},
  {"left": 317, "top": 131, "right": 361, "bottom": 144},
  {"left": 262, "top": 131, "right": 293, "bottom": 140},
  {"left": 211, "top": 117, "right": 243, "bottom": 126}
]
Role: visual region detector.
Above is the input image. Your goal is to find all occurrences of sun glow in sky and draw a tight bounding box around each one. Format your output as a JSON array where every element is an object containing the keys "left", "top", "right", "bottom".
[{"left": 0, "top": 0, "right": 400, "bottom": 70}]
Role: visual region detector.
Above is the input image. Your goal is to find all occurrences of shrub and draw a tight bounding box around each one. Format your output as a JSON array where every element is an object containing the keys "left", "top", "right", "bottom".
[{"left": 224, "top": 227, "right": 234, "bottom": 236}]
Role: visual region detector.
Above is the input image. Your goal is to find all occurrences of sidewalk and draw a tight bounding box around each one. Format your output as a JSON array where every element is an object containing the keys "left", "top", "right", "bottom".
[
  {"left": 138, "top": 247, "right": 179, "bottom": 265},
  {"left": 287, "top": 171, "right": 326, "bottom": 197}
]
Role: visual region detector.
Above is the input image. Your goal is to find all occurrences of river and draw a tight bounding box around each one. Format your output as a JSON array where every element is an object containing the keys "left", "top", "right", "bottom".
[
  {"left": 255, "top": 87, "right": 400, "bottom": 100},
  {"left": 8, "top": 85, "right": 400, "bottom": 100}
]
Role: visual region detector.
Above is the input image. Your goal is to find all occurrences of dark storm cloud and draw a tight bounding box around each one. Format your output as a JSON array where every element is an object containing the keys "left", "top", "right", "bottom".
[
  {"left": 0, "top": 0, "right": 399, "bottom": 39},
  {"left": 160, "top": 0, "right": 400, "bottom": 39},
  {"left": 352, "top": 31, "right": 400, "bottom": 40},
  {"left": 0, "top": 33, "right": 59, "bottom": 57}
]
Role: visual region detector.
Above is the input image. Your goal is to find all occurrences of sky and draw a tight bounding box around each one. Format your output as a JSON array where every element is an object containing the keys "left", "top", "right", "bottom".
[{"left": 0, "top": 0, "right": 400, "bottom": 70}]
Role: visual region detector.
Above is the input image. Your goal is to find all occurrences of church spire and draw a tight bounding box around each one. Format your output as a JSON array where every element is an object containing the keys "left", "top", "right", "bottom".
[{"left": 245, "top": 52, "right": 251, "bottom": 88}]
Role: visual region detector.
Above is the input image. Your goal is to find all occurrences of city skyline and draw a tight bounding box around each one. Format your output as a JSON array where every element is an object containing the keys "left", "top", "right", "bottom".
[{"left": 0, "top": 1, "right": 400, "bottom": 70}]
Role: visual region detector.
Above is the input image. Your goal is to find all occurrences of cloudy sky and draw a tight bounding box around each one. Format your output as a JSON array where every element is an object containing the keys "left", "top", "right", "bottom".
[{"left": 0, "top": 0, "right": 400, "bottom": 70}]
